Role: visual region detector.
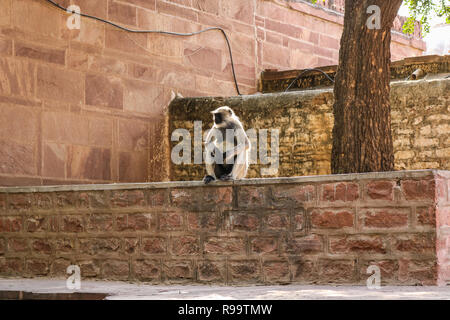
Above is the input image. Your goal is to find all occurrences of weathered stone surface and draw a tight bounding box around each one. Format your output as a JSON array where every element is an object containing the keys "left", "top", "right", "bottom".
[{"left": 170, "top": 79, "right": 449, "bottom": 181}]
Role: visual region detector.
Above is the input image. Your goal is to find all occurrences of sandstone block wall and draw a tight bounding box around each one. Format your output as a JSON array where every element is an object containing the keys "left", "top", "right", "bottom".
[
  {"left": 0, "top": 170, "right": 448, "bottom": 285},
  {"left": 0, "top": 0, "right": 425, "bottom": 186},
  {"left": 169, "top": 78, "right": 449, "bottom": 181}
]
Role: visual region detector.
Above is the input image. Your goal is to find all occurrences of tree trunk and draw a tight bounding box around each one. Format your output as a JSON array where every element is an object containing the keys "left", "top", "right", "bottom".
[{"left": 331, "top": 0, "right": 403, "bottom": 174}]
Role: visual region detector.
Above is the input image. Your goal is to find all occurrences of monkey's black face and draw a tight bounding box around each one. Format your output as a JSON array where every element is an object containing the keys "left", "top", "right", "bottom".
[{"left": 214, "top": 113, "right": 223, "bottom": 125}]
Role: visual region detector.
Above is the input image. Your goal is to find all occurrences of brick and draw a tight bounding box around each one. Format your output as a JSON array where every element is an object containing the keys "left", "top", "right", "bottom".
[
  {"left": 159, "top": 212, "right": 183, "bottom": 231},
  {"left": 122, "top": 238, "right": 139, "bottom": 254},
  {"left": 67, "top": 146, "right": 111, "bottom": 181},
  {"left": 26, "top": 259, "right": 49, "bottom": 276},
  {"left": 193, "top": 0, "right": 219, "bottom": 14},
  {"left": 401, "top": 179, "right": 435, "bottom": 200},
  {"left": 102, "top": 260, "right": 129, "bottom": 280},
  {"left": 134, "top": 259, "right": 161, "bottom": 281},
  {"left": 0, "top": 140, "right": 36, "bottom": 176},
  {"left": 265, "top": 213, "right": 288, "bottom": 230},
  {"left": 157, "top": 0, "right": 198, "bottom": 21},
  {"left": 171, "top": 187, "right": 232, "bottom": 211},
  {"left": 284, "top": 234, "right": 323, "bottom": 254},
  {"left": 292, "top": 259, "right": 316, "bottom": 282},
  {"left": 198, "top": 260, "right": 225, "bottom": 282},
  {"left": 0, "top": 194, "right": 6, "bottom": 213},
  {"left": 111, "top": 190, "right": 145, "bottom": 207},
  {"left": 127, "top": 0, "right": 156, "bottom": 10},
  {"left": 170, "top": 236, "right": 200, "bottom": 256},
  {"left": 42, "top": 112, "right": 89, "bottom": 145},
  {"left": 230, "top": 212, "right": 259, "bottom": 232},
  {"left": 8, "top": 194, "right": 32, "bottom": 211},
  {"left": 32, "top": 193, "right": 53, "bottom": 210},
  {"left": 25, "top": 216, "right": 48, "bottom": 233},
  {"left": 88, "top": 117, "right": 113, "bottom": 147},
  {"left": 43, "top": 142, "right": 66, "bottom": 178},
  {"left": 184, "top": 44, "right": 222, "bottom": 72},
  {"left": 0, "top": 257, "right": 23, "bottom": 276},
  {"left": 116, "top": 214, "right": 152, "bottom": 231},
  {"left": 271, "top": 185, "right": 315, "bottom": 207},
  {"left": 204, "top": 237, "right": 246, "bottom": 255},
  {"left": 142, "top": 237, "right": 166, "bottom": 255},
  {"left": 360, "top": 208, "right": 409, "bottom": 229},
  {"left": 78, "top": 260, "right": 101, "bottom": 278},
  {"left": 293, "top": 212, "right": 304, "bottom": 231},
  {"left": 398, "top": 259, "right": 437, "bottom": 285},
  {"left": 8, "top": 238, "right": 28, "bottom": 253},
  {"left": 50, "top": 258, "right": 71, "bottom": 276},
  {"left": 147, "top": 190, "right": 168, "bottom": 207},
  {"left": 37, "top": 65, "right": 83, "bottom": 105},
  {"left": 105, "top": 28, "right": 148, "bottom": 55},
  {"left": 163, "top": 260, "right": 194, "bottom": 281},
  {"left": 119, "top": 152, "right": 148, "bottom": 183},
  {"left": 311, "top": 209, "right": 354, "bottom": 229},
  {"left": 416, "top": 207, "right": 436, "bottom": 226},
  {"left": 330, "top": 235, "right": 386, "bottom": 254},
  {"left": 118, "top": 119, "right": 148, "bottom": 152},
  {"left": 0, "top": 58, "right": 35, "bottom": 97},
  {"left": 263, "top": 43, "right": 290, "bottom": 67},
  {"left": 0, "top": 38, "right": 12, "bottom": 55},
  {"left": 237, "top": 186, "right": 267, "bottom": 208},
  {"left": 80, "top": 238, "right": 120, "bottom": 255},
  {"left": 263, "top": 261, "right": 290, "bottom": 283},
  {"left": 85, "top": 74, "right": 123, "bottom": 109},
  {"left": 31, "top": 239, "right": 52, "bottom": 255},
  {"left": 366, "top": 181, "right": 395, "bottom": 200},
  {"left": 317, "top": 259, "right": 356, "bottom": 284},
  {"left": 228, "top": 260, "right": 260, "bottom": 283},
  {"left": 54, "top": 238, "right": 75, "bottom": 253},
  {"left": 187, "top": 212, "right": 217, "bottom": 231},
  {"left": 393, "top": 234, "right": 436, "bottom": 254},
  {"left": 321, "top": 183, "right": 359, "bottom": 202},
  {"left": 86, "top": 214, "right": 113, "bottom": 232},
  {"left": 0, "top": 216, "right": 22, "bottom": 232},
  {"left": 54, "top": 192, "right": 86, "bottom": 209},
  {"left": 0, "top": 238, "right": 4, "bottom": 255},
  {"left": 73, "top": 0, "right": 108, "bottom": 18},
  {"left": 61, "top": 215, "right": 84, "bottom": 233},
  {"left": 220, "top": 0, "right": 254, "bottom": 24},
  {"left": 15, "top": 41, "right": 65, "bottom": 65},
  {"left": 0, "top": 102, "right": 39, "bottom": 144},
  {"left": 108, "top": 1, "right": 137, "bottom": 26},
  {"left": 251, "top": 237, "right": 277, "bottom": 255}
]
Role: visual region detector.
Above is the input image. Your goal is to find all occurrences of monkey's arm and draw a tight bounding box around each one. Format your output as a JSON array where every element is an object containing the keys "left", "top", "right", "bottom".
[{"left": 224, "top": 129, "right": 250, "bottom": 162}]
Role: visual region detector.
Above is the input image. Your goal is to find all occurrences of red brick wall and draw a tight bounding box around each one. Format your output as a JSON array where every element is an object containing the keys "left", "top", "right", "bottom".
[
  {"left": 0, "top": 0, "right": 425, "bottom": 186},
  {"left": 0, "top": 170, "right": 448, "bottom": 285}
]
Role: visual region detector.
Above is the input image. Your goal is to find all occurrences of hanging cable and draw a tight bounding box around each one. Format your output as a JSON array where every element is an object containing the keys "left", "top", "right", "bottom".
[
  {"left": 284, "top": 68, "right": 335, "bottom": 92},
  {"left": 43, "top": 0, "right": 241, "bottom": 95}
]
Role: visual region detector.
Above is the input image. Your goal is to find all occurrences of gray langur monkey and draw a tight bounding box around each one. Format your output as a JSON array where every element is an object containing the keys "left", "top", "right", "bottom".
[{"left": 203, "top": 106, "right": 251, "bottom": 184}]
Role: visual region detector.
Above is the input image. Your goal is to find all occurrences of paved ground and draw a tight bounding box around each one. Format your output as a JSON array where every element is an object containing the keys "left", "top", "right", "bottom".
[{"left": 0, "top": 278, "right": 450, "bottom": 300}]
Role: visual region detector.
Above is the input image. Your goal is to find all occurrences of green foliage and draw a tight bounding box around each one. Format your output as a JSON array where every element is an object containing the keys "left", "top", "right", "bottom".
[
  {"left": 402, "top": 0, "right": 450, "bottom": 34},
  {"left": 310, "top": 0, "right": 449, "bottom": 35}
]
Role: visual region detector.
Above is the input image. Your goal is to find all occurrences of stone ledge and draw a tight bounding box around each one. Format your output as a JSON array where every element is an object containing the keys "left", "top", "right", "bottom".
[{"left": 0, "top": 170, "right": 446, "bottom": 194}]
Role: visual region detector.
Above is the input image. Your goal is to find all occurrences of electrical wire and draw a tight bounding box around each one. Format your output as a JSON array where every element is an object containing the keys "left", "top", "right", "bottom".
[
  {"left": 284, "top": 68, "right": 335, "bottom": 92},
  {"left": 42, "top": 0, "right": 241, "bottom": 95}
]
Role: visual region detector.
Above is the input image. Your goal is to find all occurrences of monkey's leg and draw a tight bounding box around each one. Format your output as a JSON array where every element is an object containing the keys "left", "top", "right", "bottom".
[
  {"left": 203, "top": 145, "right": 217, "bottom": 184},
  {"left": 231, "top": 151, "right": 248, "bottom": 180}
]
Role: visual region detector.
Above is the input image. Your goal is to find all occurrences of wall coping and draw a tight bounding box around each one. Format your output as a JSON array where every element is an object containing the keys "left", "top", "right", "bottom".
[{"left": 0, "top": 170, "right": 448, "bottom": 194}]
